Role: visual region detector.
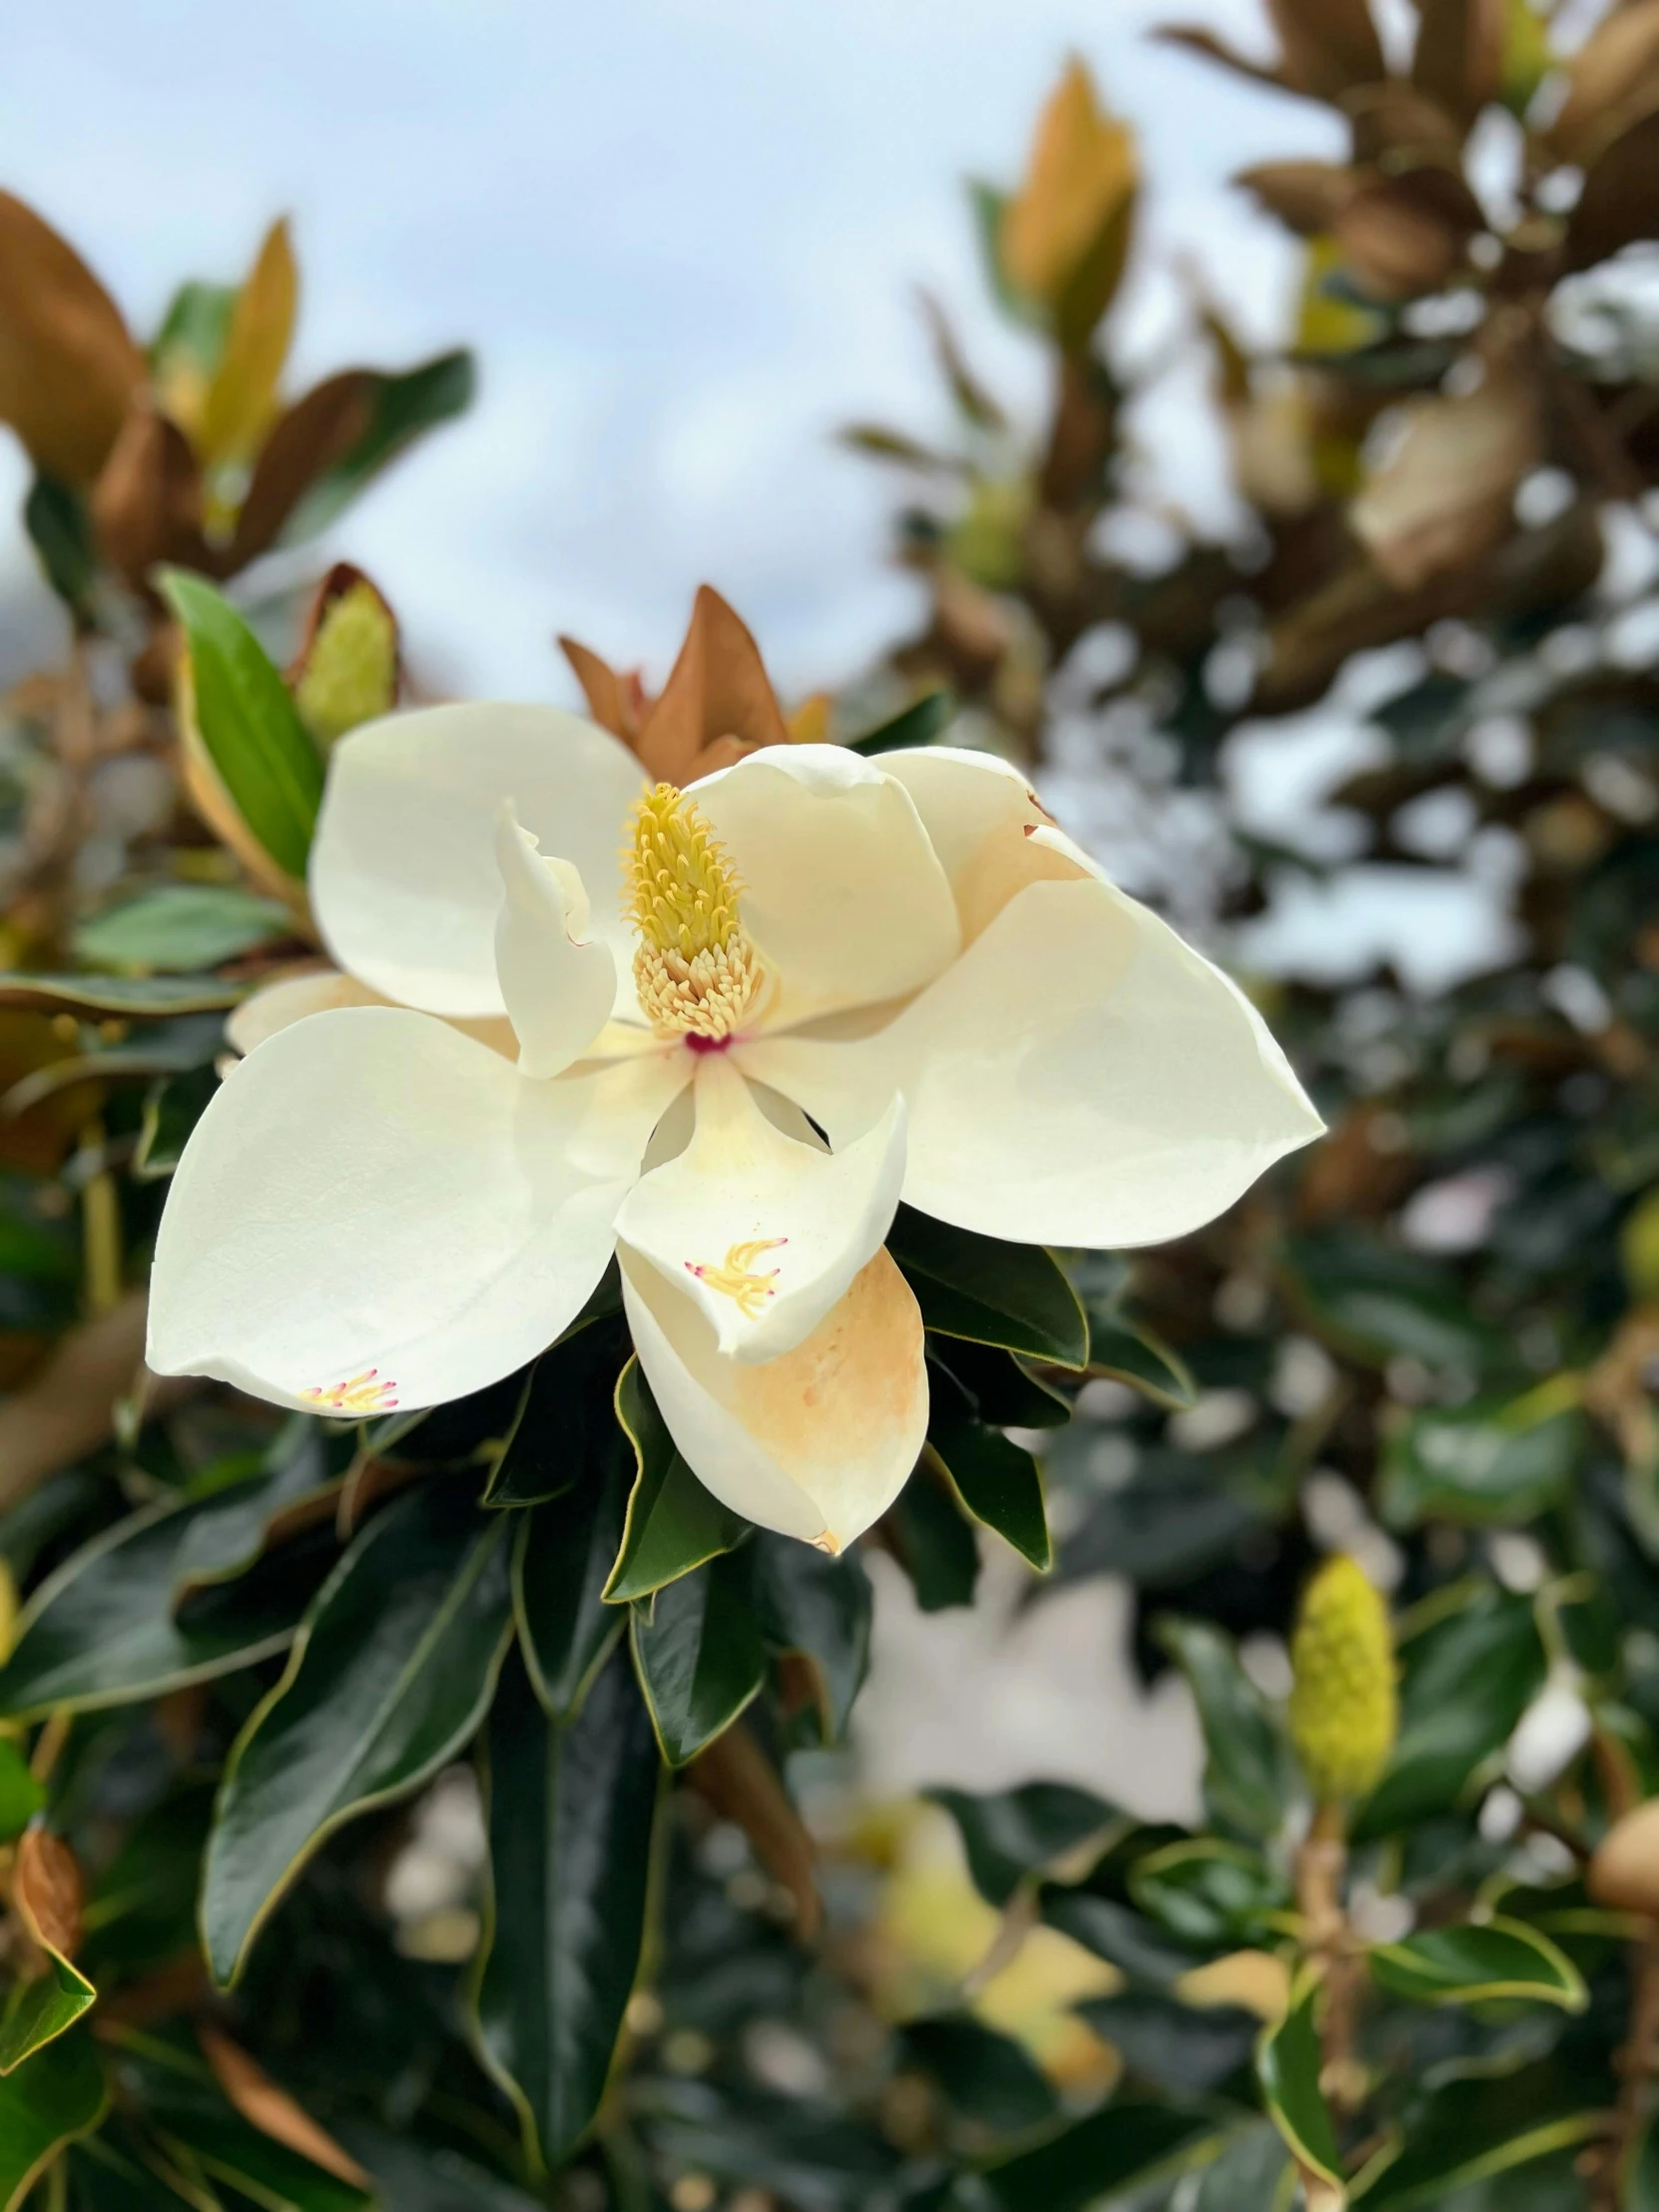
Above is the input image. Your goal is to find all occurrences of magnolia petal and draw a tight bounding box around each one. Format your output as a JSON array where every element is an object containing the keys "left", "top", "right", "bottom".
[
  {"left": 615, "top": 1052, "right": 905, "bottom": 1364},
  {"left": 621, "top": 1245, "right": 927, "bottom": 1550},
  {"left": 692, "top": 745, "right": 960, "bottom": 1028},
  {"left": 743, "top": 875, "right": 1324, "bottom": 1250},
  {"left": 227, "top": 968, "right": 519, "bottom": 1060},
  {"left": 878, "top": 744, "right": 1097, "bottom": 942},
  {"left": 310, "top": 703, "right": 647, "bottom": 1018},
  {"left": 494, "top": 806, "right": 617, "bottom": 1078},
  {"left": 148, "top": 1006, "right": 686, "bottom": 1411}
]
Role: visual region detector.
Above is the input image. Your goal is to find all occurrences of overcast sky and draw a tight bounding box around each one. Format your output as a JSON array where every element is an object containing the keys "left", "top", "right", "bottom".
[{"left": 0, "top": 0, "right": 1338, "bottom": 700}]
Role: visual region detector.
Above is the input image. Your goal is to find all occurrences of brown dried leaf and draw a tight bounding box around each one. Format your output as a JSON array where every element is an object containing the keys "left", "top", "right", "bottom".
[
  {"left": 91, "top": 404, "right": 210, "bottom": 586},
  {"left": 0, "top": 192, "right": 144, "bottom": 483},
  {"left": 227, "top": 368, "right": 375, "bottom": 570},
  {"left": 633, "top": 584, "right": 790, "bottom": 784},
  {"left": 14, "top": 1828, "right": 84, "bottom": 1959},
  {"left": 1410, "top": 0, "right": 1506, "bottom": 123},
  {"left": 1350, "top": 374, "right": 1538, "bottom": 590},
  {"left": 558, "top": 634, "right": 650, "bottom": 741},
  {"left": 687, "top": 1721, "right": 822, "bottom": 1942},
  {"left": 198, "top": 218, "right": 299, "bottom": 468},
  {"left": 1546, "top": 0, "right": 1659, "bottom": 165},
  {"left": 1335, "top": 167, "right": 1482, "bottom": 298},
  {"left": 1155, "top": 24, "right": 1293, "bottom": 93},
  {"left": 1342, "top": 81, "right": 1465, "bottom": 165},
  {"left": 1266, "top": 0, "right": 1386, "bottom": 98},
  {"left": 1001, "top": 59, "right": 1137, "bottom": 339},
  {"left": 200, "top": 2024, "right": 371, "bottom": 2188},
  {"left": 1566, "top": 109, "right": 1659, "bottom": 270},
  {"left": 0, "top": 1293, "right": 195, "bottom": 1516},
  {"left": 1235, "top": 161, "right": 1357, "bottom": 237},
  {"left": 917, "top": 290, "right": 1007, "bottom": 432}
]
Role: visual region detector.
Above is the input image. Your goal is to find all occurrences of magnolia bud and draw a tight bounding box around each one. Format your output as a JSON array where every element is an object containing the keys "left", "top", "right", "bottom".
[
  {"left": 1288, "top": 1554, "right": 1397, "bottom": 1807},
  {"left": 1588, "top": 1800, "right": 1659, "bottom": 1919}
]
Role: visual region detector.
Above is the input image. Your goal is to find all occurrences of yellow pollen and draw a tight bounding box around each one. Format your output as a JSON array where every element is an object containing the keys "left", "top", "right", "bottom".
[{"left": 624, "top": 784, "right": 763, "bottom": 1038}]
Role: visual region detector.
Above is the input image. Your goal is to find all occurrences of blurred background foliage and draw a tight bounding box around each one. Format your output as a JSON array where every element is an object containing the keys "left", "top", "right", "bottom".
[{"left": 2, "top": 0, "right": 1659, "bottom": 2206}]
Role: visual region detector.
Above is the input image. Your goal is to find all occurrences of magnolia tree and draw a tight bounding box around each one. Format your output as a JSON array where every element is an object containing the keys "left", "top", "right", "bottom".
[{"left": 2, "top": 2, "right": 1659, "bottom": 2209}]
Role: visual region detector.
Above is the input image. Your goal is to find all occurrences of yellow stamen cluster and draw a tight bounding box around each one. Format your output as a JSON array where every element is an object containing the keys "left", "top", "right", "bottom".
[
  {"left": 625, "top": 784, "right": 763, "bottom": 1038},
  {"left": 1287, "top": 1555, "right": 1397, "bottom": 1808}
]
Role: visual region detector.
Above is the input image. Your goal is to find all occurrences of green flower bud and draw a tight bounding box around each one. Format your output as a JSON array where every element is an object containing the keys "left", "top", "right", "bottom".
[
  {"left": 293, "top": 577, "right": 398, "bottom": 749},
  {"left": 1288, "top": 1555, "right": 1397, "bottom": 1807}
]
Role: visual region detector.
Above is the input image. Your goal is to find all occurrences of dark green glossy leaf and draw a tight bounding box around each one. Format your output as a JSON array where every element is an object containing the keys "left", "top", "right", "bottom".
[
  {"left": 0, "top": 2029, "right": 106, "bottom": 2210},
  {"left": 1357, "top": 2058, "right": 1604, "bottom": 2208},
  {"left": 1284, "top": 1229, "right": 1508, "bottom": 1377},
  {"left": 23, "top": 475, "right": 96, "bottom": 614},
  {"left": 928, "top": 1340, "right": 1071, "bottom": 1433},
  {"left": 1257, "top": 1970, "right": 1340, "bottom": 2189},
  {"left": 281, "top": 350, "right": 477, "bottom": 544},
  {"left": 850, "top": 691, "right": 956, "bottom": 756},
  {"left": 202, "top": 1482, "right": 514, "bottom": 1985},
  {"left": 160, "top": 569, "right": 323, "bottom": 879},
  {"left": 67, "top": 2128, "right": 204, "bottom": 2209},
  {"left": 1128, "top": 1838, "right": 1288, "bottom": 1947},
  {"left": 888, "top": 1208, "right": 1088, "bottom": 1370},
  {"left": 330, "top": 2124, "right": 548, "bottom": 2211},
  {"left": 1368, "top": 1917, "right": 1586, "bottom": 2011},
  {"left": 1157, "top": 1616, "right": 1298, "bottom": 1841},
  {"left": 74, "top": 884, "right": 293, "bottom": 975},
  {"left": 0, "top": 1491, "right": 319, "bottom": 1720},
  {"left": 470, "top": 1647, "right": 660, "bottom": 2170},
  {"left": 0, "top": 971, "right": 247, "bottom": 1016},
  {"left": 606, "top": 1359, "right": 747, "bottom": 1602},
  {"left": 927, "top": 1424, "right": 1050, "bottom": 1571},
  {"left": 133, "top": 1062, "right": 220, "bottom": 1181},
  {"left": 1050, "top": 1442, "right": 1281, "bottom": 1589},
  {"left": 897, "top": 2015, "right": 1054, "bottom": 2134},
  {"left": 972, "top": 2102, "right": 1220, "bottom": 2211},
  {"left": 1084, "top": 1310, "right": 1199, "bottom": 1411},
  {"left": 484, "top": 1316, "right": 625, "bottom": 1508},
  {"left": 512, "top": 1433, "right": 631, "bottom": 1721},
  {"left": 0, "top": 1741, "right": 43, "bottom": 1841},
  {"left": 1354, "top": 1584, "right": 1545, "bottom": 1842},
  {"left": 1039, "top": 1887, "right": 1205, "bottom": 1989},
  {"left": 754, "top": 1533, "right": 871, "bottom": 1744},
  {"left": 82, "top": 1784, "right": 216, "bottom": 1981},
  {"left": 630, "top": 1545, "right": 766, "bottom": 1766},
  {"left": 1077, "top": 1989, "right": 1258, "bottom": 2095},
  {"left": 1192, "top": 2121, "right": 1294, "bottom": 2209},
  {"left": 930, "top": 1782, "right": 1117, "bottom": 1907},
  {"left": 0, "top": 1947, "right": 94, "bottom": 2075},
  {"left": 883, "top": 1459, "right": 980, "bottom": 1611},
  {"left": 1379, "top": 1394, "right": 1586, "bottom": 1529}
]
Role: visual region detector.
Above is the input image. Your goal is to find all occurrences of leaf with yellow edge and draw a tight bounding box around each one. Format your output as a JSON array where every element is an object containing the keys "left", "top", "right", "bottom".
[{"left": 197, "top": 218, "right": 298, "bottom": 468}]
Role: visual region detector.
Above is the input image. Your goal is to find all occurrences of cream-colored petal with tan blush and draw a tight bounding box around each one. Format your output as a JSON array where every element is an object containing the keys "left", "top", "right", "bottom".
[{"left": 622, "top": 1245, "right": 928, "bottom": 1550}]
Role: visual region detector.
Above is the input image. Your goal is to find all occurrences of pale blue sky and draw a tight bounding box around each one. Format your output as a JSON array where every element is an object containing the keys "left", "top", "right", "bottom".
[{"left": 0, "top": 0, "right": 1334, "bottom": 697}]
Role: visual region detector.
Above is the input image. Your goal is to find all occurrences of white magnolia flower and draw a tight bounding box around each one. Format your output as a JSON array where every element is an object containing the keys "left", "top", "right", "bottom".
[{"left": 147, "top": 706, "right": 1322, "bottom": 1550}]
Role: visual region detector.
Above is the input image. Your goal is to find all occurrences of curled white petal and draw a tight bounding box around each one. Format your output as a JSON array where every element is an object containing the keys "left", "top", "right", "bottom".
[
  {"left": 494, "top": 805, "right": 617, "bottom": 1078},
  {"left": 310, "top": 703, "right": 647, "bottom": 1019},
  {"left": 622, "top": 1244, "right": 928, "bottom": 1551},
  {"left": 616, "top": 1052, "right": 905, "bottom": 1362},
  {"left": 877, "top": 744, "right": 1093, "bottom": 941},
  {"left": 742, "top": 875, "right": 1324, "bottom": 1250},
  {"left": 148, "top": 1006, "right": 686, "bottom": 1410}
]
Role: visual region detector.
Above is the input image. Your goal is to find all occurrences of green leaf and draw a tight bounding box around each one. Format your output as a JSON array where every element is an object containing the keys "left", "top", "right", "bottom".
[
  {"left": 1192, "top": 2122, "right": 1295, "bottom": 2210},
  {"left": 470, "top": 1647, "right": 660, "bottom": 2170},
  {"left": 68, "top": 2128, "right": 206, "bottom": 2210},
  {"left": 1157, "top": 1617, "right": 1298, "bottom": 1841},
  {"left": 1258, "top": 1969, "right": 1341, "bottom": 2189},
  {"left": 1354, "top": 2058, "right": 1604, "bottom": 2208},
  {"left": 0, "top": 1741, "right": 43, "bottom": 1842},
  {"left": 1128, "top": 1838, "right": 1288, "bottom": 1948},
  {"left": 850, "top": 691, "right": 956, "bottom": 756},
  {"left": 512, "top": 1437, "right": 631, "bottom": 1722},
  {"left": 0, "top": 2029, "right": 106, "bottom": 2210},
  {"left": 929, "top": 1782, "right": 1117, "bottom": 1907},
  {"left": 160, "top": 569, "right": 324, "bottom": 880},
  {"left": 1049, "top": 1441, "right": 1280, "bottom": 1589},
  {"left": 280, "top": 350, "right": 478, "bottom": 544},
  {"left": 754, "top": 1534, "right": 871, "bottom": 1744},
  {"left": 0, "top": 1493, "right": 318, "bottom": 1721},
  {"left": 927, "top": 1339, "right": 1071, "bottom": 1428},
  {"left": 1353, "top": 1584, "right": 1545, "bottom": 1842},
  {"left": 1379, "top": 1392, "right": 1586, "bottom": 1529},
  {"left": 329, "top": 2125, "right": 548, "bottom": 2211},
  {"left": 883, "top": 1459, "right": 981, "bottom": 1611},
  {"left": 0, "top": 1948, "right": 94, "bottom": 2076},
  {"left": 82, "top": 1784, "right": 216, "bottom": 1981},
  {"left": 1077, "top": 1990, "right": 1258, "bottom": 2095},
  {"left": 926, "top": 1423, "right": 1050, "bottom": 1571},
  {"left": 23, "top": 475, "right": 97, "bottom": 614},
  {"left": 972, "top": 2103, "right": 1222, "bottom": 2212},
  {"left": 1081, "top": 1306, "right": 1199, "bottom": 1411},
  {"left": 1368, "top": 1917, "right": 1586, "bottom": 2011},
  {"left": 150, "top": 278, "right": 238, "bottom": 382},
  {"left": 897, "top": 2015, "right": 1054, "bottom": 2134},
  {"left": 889, "top": 1208, "right": 1088, "bottom": 1370},
  {"left": 0, "top": 971, "right": 247, "bottom": 1015},
  {"left": 630, "top": 1545, "right": 766, "bottom": 1766},
  {"left": 133, "top": 1062, "right": 220, "bottom": 1181},
  {"left": 1627, "top": 2111, "right": 1659, "bottom": 2212},
  {"left": 74, "top": 883, "right": 293, "bottom": 975},
  {"left": 484, "top": 1316, "right": 625, "bottom": 1508},
  {"left": 605, "top": 1359, "right": 747, "bottom": 1602},
  {"left": 202, "top": 1481, "right": 514, "bottom": 1986},
  {"left": 1284, "top": 1230, "right": 1508, "bottom": 1377}
]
